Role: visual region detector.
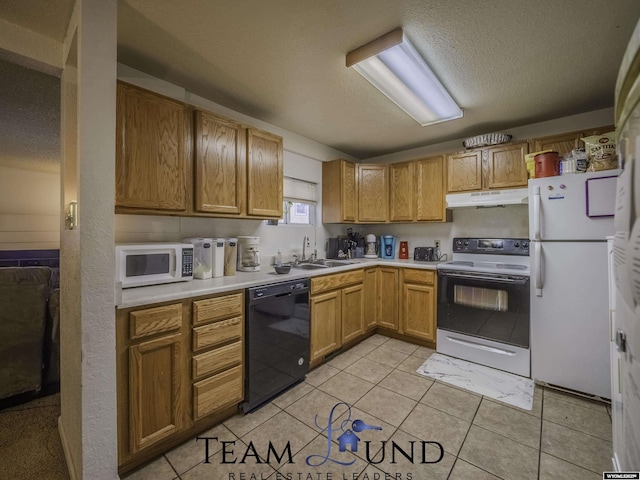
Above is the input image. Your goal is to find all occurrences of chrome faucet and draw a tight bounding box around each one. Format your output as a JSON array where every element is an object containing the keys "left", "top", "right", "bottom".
[{"left": 302, "top": 235, "right": 310, "bottom": 261}]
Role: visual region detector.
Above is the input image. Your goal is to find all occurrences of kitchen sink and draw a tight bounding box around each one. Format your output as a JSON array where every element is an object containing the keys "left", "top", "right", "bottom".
[
  {"left": 292, "top": 259, "right": 357, "bottom": 270},
  {"left": 292, "top": 263, "right": 329, "bottom": 270}
]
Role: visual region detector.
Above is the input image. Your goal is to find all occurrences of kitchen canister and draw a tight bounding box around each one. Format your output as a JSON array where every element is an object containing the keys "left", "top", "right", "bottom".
[
  {"left": 534, "top": 151, "right": 560, "bottom": 178},
  {"left": 224, "top": 238, "right": 237, "bottom": 276}
]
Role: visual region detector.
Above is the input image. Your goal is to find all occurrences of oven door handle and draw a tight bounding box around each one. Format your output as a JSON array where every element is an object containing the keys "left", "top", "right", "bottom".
[
  {"left": 446, "top": 336, "right": 517, "bottom": 356},
  {"left": 439, "top": 272, "right": 529, "bottom": 284}
]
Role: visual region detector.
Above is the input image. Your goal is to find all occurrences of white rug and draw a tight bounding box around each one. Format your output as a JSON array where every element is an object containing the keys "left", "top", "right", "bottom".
[{"left": 417, "top": 353, "right": 534, "bottom": 410}]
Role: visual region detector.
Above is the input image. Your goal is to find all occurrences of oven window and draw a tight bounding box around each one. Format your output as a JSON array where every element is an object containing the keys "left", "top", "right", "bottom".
[
  {"left": 454, "top": 285, "right": 508, "bottom": 311},
  {"left": 126, "top": 254, "right": 170, "bottom": 277}
]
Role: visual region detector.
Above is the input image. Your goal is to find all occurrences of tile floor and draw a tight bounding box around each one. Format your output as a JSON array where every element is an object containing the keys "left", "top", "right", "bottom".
[{"left": 126, "top": 334, "right": 614, "bottom": 480}]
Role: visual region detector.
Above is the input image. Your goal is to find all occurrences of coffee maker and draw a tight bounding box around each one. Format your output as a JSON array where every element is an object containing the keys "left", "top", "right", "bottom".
[
  {"left": 380, "top": 235, "right": 396, "bottom": 259},
  {"left": 237, "top": 236, "right": 261, "bottom": 272},
  {"left": 364, "top": 234, "right": 378, "bottom": 258}
]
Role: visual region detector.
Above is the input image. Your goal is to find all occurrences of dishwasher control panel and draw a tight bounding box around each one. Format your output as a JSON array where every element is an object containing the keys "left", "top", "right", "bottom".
[{"left": 249, "top": 278, "right": 310, "bottom": 301}]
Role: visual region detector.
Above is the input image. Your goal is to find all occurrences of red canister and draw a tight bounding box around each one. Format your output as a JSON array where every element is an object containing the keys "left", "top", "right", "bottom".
[
  {"left": 399, "top": 241, "right": 409, "bottom": 259},
  {"left": 534, "top": 151, "right": 560, "bottom": 178}
]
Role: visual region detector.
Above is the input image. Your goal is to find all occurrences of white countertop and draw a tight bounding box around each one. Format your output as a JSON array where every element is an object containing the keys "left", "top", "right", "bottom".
[{"left": 117, "top": 258, "right": 440, "bottom": 309}]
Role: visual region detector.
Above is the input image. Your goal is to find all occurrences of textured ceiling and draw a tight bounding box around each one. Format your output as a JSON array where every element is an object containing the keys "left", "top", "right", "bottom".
[
  {"left": 2, "top": 1, "right": 640, "bottom": 163},
  {"left": 0, "top": 58, "right": 60, "bottom": 172},
  {"left": 116, "top": 0, "right": 640, "bottom": 158}
]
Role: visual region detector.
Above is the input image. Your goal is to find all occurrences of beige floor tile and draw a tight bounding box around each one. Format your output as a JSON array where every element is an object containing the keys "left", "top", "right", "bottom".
[
  {"left": 448, "top": 459, "right": 502, "bottom": 480},
  {"left": 473, "top": 399, "right": 541, "bottom": 449},
  {"left": 344, "top": 357, "right": 394, "bottom": 384},
  {"left": 271, "top": 381, "right": 315, "bottom": 409},
  {"left": 364, "top": 428, "right": 455, "bottom": 479},
  {"left": 399, "top": 403, "right": 470, "bottom": 455},
  {"left": 354, "top": 386, "right": 417, "bottom": 427},
  {"left": 241, "top": 411, "right": 318, "bottom": 468},
  {"left": 543, "top": 394, "right": 612, "bottom": 441},
  {"left": 360, "top": 334, "right": 390, "bottom": 346},
  {"left": 378, "top": 369, "right": 434, "bottom": 400},
  {"left": 305, "top": 363, "right": 341, "bottom": 386},
  {"left": 317, "top": 371, "right": 375, "bottom": 405},
  {"left": 327, "top": 350, "right": 362, "bottom": 370},
  {"left": 285, "top": 388, "right": 344, "bottom": 431},
  {"left": 223, "top": 402, "right": 281, "bottom": 437},
  {"left": 365, "top": 346, "right": 410, "bottom": 368},
  {"left": 346, "top": 341, "right": 378, "bottom": 357},
  {"left": 396, "top": 354, "right": 429, "bottom": 377},
  {"left": 544, "top": 388, "right": 608, "bottom": 413},
  {"left": 180, "top": 446, "right": 275, "bottom": 479},
  {"left": 541, "top": 420, "right": 613, "bottom": 474},
  {"left": 413, "top": 345, "right": 436, "bottom": 359},
  {"left": 492, "top": 387, "right": 543, "bottom": 418},
  {"left": 124, "top": 456, "right": 177, "bottom": 480},
  {"left": 277, "top": 432, "right": 369, "bottom": 478},
  {"left": 381, "top": 338, "right": 419, "bottom": 355},
  {"left": 459, "top": 425, "right": 539, "bottom": 480},
  {"left": 420, "top": 382, "right": 481, "bottom": 422},
  {"left": 539, "top": 452, "right": 602, "bottom": 480},
  {"left": 165, "top": 423, "right": 236, "bottom": 475}
]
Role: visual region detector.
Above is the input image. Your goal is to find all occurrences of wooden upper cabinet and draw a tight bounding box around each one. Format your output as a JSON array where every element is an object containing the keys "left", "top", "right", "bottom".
[
  {"left": 389, "top": 161, "right": 415, "bottom": 222},
  {"left": 484, "top": 142, "right": 528, "bottom": 189},
  {"left": 357, "top": 164, "right": 389, "bottom": 222},
  {"left": 415, "top": 156, "right": 447, "bottom": 222},
  {"left": 194, "top": 111, "right": 246, "bottom": 215},
  {"left": 532, "top": 132, "right": 582, "bottom": 159},
  {"left": 246, "top": 128, "right": 283, "bottom": 217},
  {"left": 322, "top": 159, "right": 356, "bottom": 223},
  {"left": 116, "top": 82, "right": 189, "bottom": 212},
  {"left": 447, "top": 150, "right": 482, "bottom": 193}
]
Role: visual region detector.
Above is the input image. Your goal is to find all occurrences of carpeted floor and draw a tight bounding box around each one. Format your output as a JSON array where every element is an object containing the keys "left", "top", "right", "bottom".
[{"left": 0, "top": 392, "right": 69, "bottom": 480}]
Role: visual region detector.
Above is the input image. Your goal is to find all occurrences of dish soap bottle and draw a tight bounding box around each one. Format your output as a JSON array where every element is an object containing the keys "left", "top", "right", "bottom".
[{"left": 276, "top": 250, "right": 282, "bottom": 267}]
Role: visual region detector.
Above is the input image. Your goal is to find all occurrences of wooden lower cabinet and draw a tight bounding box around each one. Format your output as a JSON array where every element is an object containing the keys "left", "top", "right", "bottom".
[
  {"left": 363, "top": 268, "right": 378, "bottom": 330},
  {"left": 377, "top": 267, "right": 399, "bottom": 330},
  {"left": 399, "top": 269, "right": 436, "bottom": 342},
  {"left": 117, "top": 291, "right": 244, "bottom": 474},
  {"left": 310, "top": 290, "right": 342, "bottom": 363},
  {"left": 128, "top": 332, "right": 186, "bottom": 454},
  {"left": 341, "top": 284, "right": 365, "bottom": 343}
]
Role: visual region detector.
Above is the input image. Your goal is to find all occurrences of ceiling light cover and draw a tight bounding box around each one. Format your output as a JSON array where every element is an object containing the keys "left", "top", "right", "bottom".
[{"left": 347, "top": 28, "right": 463, "bottom": 126}]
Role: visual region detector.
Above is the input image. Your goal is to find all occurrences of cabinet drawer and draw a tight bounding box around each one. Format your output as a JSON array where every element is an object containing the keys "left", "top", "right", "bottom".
[
  {"left": 193, "top": 365, "right": 243, "bottom": 420},
  {"left": 193, "top": 316, "right": 242, "bottom": 351},
  {"left": 129, "top": 303, "right": 182, "bottom": 340},
  {"left": 311, "top": 269, "right": 364, "bottom": 295},
  {"left": 192, "top": 341, "right": 242, "bottom": 380},
  {"left": 403, "top": 269, "right": 435, "bottom": 285},
  {"left": 193, "top": 293, "right": 243, "bottom": 326}
]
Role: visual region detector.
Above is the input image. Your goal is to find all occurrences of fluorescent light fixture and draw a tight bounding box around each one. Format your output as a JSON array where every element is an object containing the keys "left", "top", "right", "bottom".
[{"left": 346, "top": 28, "right": 463, "bottom": 126}]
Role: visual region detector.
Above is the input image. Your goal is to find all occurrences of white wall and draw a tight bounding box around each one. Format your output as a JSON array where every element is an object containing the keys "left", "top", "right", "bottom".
[
  {"left": 0, "top": 165, "right": 60, "bottom": 249},
  {"left": 325, "top": 205, "right": 529, "bottom": 260}
]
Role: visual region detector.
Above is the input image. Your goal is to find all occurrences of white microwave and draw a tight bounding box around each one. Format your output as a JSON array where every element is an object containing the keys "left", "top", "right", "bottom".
[{"left": 116, "top": 243, "right": 194, "bottom": 288}]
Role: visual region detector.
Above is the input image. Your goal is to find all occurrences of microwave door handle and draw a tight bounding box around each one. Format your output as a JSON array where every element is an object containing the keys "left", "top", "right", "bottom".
[
  {"left": 532, "top": 185, "right": 541, "bottom": 240},
  {"left": 534, "top": 242, "right": 543, "bottom": 296}
]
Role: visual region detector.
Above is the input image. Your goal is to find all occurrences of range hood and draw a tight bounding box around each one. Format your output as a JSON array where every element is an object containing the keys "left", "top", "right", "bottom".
[{"left": 446, "top": 188, "right": 529, "bottom": 208}]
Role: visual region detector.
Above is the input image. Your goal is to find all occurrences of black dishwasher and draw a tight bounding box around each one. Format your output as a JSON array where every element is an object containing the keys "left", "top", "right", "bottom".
[{"left": 242, "top": 278, "right": 310, "bottom": 413}]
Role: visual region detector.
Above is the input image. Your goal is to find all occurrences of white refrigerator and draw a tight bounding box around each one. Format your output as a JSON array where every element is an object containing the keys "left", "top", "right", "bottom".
[
  {"left": 529, "top": 170, "right": 619, "bottom": 399},
  {"left": 610, "top": 15, "right": 640, "bottom": 471}
]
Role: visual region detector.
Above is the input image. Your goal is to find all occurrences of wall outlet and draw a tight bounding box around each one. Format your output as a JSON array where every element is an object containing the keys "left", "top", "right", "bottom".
[{"left": 435, "top": 240, "right": 441, "bottom": 249}]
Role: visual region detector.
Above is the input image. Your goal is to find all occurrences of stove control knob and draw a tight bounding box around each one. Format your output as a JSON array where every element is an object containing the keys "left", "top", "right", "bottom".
[
  {"left": 464, "top": 241, "right": 470, "bottom": 246},
  {"left": 523, "top": 242, "right": 529, "bottom": 248},
  {"left": 514, "top": 242, "right": 520, "bottom": 247}
]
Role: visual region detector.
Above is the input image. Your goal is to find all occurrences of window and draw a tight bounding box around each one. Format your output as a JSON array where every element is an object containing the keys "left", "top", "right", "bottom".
[{"left": 265, "top": 177, "right": 317, "bottom": 226}]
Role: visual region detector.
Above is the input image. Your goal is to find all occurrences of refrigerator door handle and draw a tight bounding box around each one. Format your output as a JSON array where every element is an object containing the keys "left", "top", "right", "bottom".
[
  {"left": 534, "top": 241, "right": 543, "bottom": 296},
  {"left": 532, "top": 186, "right": 541, "bottom": 240}
]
